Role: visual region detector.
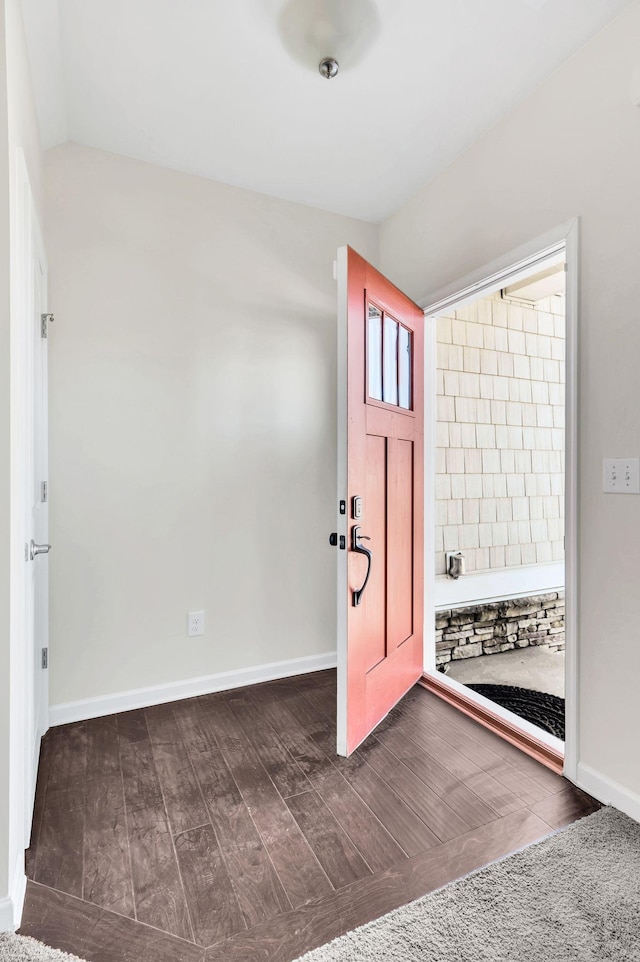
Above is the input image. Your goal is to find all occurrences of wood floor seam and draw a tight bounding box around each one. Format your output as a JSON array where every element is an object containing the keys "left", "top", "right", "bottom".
[
  {"left": 359, "top": 741, "right": 474, "bottom": 843},
  {"left": 294, "top": 696, "right": 415, "bottom": 863},
  {"left": 399, "top": 753, "right": 507, "bottom": 825},
  {"left": 391, "top": 697, "right": 548, "bottom": 811},
  {"left": 146, "top": 722, "right": 200, "bottom": 944},
  {"left": 296, "top": 689, "right": 472, "bottom": 850},
  {"left": 22, "top": 880, "right": 207, "bottom": 958},
  {"left": 317, "top": 773, "right": 412, "bottom": 862},
  {"left": 116, "top": 727, "right": 138, "bottom": 925},
  {"left": 193, "top": 701, "right": 296, "bottom": 924},
  {"left": 171, "top": 820, "right": 217, "bottom": 840},
  {"left": 300, "top": 689, "right": 485, "bottom": 842},
  {"left": 165, "top": 801, "right": 197, "bottom": 944},
  {"left": 199, "top": 697, "right": 333, "bottom": 909},
  {"left": 173, "top": 713, "right": 250, "bottom": 942},
  {"left": 376, "top": 717, "right": 518, "bottom": 822},
  {"left": 144, "top": 706, "right": 206, "bottom": 945},
  {"left": 419, "top": 695, "right": 564, "bottom": 794},
  {"left": 255, "top": 697, "right": 404, "bottom": 870}
]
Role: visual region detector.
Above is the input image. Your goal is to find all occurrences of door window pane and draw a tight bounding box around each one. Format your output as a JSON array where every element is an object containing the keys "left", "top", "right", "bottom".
[
  {"left": 399, "top": 325, "right": 412, "bottom": 410},
  {"left": 368, "top": 304, "right": 383, "bottom": 401},
  {"left": 383, "top": 316, "right": 399, "bottom": 406}
]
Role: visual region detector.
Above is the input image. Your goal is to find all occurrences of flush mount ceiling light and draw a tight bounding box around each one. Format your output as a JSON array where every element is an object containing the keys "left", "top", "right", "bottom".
[{"left": 278, "top": 0, "right": 381, "bottom": 79}]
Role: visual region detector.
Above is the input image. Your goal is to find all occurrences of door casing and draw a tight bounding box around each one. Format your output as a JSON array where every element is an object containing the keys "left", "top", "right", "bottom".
[
  {"left": 10, "top": 148, "right": 49, "bottom": 867},
  {"left": 419, "top": 219, "right": 579, "bottom": 782}
]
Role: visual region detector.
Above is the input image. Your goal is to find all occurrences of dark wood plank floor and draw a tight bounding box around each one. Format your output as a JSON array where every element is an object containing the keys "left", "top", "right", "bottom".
[{"left": 20, "top": 670, "right": 600, "bottom": 962}]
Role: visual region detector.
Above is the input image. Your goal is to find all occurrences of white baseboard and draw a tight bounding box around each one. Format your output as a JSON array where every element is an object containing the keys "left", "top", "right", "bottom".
[
  {"left": 49, "top": 651, "right": 338, "bottom": 727},
  {"left": 576, "top": 762, "right": 640, "bottom": 824},
  {"left": 0, "top": 897, "right": 16, "bottom": 933},
  {"left": 0, "top": 858, "right": 26, "bottom": 932}
]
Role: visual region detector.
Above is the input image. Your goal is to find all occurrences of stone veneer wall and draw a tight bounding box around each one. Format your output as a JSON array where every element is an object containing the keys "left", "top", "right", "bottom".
[{"left": 436, "top": 591, "right": 565, "bottom": 665}]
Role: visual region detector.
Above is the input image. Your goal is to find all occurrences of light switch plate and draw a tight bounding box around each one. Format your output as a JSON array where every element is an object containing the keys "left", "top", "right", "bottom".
[{"left": 603, "top": 458, "right": 640, "bottom": 494}]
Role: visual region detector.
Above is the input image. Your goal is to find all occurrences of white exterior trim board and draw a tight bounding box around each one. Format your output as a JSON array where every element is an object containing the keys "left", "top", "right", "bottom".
[{"left": 435, "top": 562, "right": 564, "bottom": 610}]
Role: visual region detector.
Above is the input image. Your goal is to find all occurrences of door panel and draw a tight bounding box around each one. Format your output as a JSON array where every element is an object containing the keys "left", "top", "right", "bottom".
[
  {"left": 336, "top": 247, "right": 424, "bottom": 756},
  {"left": 387, "top": 438, "right": 413, "bottom": 652},
  {"left": 362, "top": 434, "right": 386, "bottom": 673}
]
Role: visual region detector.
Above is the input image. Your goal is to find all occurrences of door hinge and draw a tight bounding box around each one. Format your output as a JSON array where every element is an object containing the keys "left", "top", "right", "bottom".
[
  {"left": 41, "top": 481, "right": 48, "bottom": 503},
  {"left": 41, "top": 313, "right": 54, "bottom": 338},
  {"left": 41, "top": 647, "right": 48, "bottom": 669}
]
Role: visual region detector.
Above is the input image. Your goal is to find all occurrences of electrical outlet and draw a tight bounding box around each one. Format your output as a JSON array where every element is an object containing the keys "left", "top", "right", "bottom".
[
  {"left": 603, "top": 458, "right": 640, "bottom": 494},
  {"left": 187, "top": 610, "right": 205, "bottom": 637}
]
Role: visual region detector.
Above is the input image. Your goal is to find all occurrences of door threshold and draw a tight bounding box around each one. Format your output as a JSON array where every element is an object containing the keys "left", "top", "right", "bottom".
[{"left": 420, "top": 670, "right": 564, "bottom": 775}]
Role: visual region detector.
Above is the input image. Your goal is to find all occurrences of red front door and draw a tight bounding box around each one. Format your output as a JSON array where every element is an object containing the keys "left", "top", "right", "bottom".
[{"left": 336, "top": 247, "right": 424, "bottom": 756}]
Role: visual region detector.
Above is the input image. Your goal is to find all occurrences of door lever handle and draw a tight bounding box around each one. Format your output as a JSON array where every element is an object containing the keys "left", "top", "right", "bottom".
[
  {"left": 30, "top": 540, "right": 51, "bottom": 560},
  {"left": 351, "top": 526, "right": 372, "bottom": 607}
]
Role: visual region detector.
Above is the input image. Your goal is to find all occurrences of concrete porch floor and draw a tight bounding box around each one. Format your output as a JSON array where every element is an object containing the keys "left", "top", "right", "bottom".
[{"left": 446, "top": 645, "right": 565, "bottom": 699}]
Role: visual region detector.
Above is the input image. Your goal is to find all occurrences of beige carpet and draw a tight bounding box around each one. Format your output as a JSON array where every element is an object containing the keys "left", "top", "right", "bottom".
[
  {"left": 0, "top": 934, "right": 85, "bottom": 961},
  {"left": 296, "top": 807, "right": 640, "bottom": 961}
]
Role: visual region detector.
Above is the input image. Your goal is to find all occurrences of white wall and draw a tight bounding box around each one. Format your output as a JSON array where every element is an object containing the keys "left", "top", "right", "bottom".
[
  {"left": 380, "top": 2, "right": 640, "bottom": 807},
  {"left": 45, "top": 143, "right": 378, "bottom": 711},
  {"left": 0, "top": 0, "right": 44, "bottom": 927}
]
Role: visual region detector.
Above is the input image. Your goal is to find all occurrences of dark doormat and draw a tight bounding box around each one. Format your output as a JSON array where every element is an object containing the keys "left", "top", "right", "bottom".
[{"left": 466, "top": 684, "right": 565, "bottom": 740}]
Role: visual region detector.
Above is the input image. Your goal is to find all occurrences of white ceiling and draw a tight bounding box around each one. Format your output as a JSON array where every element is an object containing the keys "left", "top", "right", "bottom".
[{"left": 21, "top": 0, "right": 634, "bottom": 222}]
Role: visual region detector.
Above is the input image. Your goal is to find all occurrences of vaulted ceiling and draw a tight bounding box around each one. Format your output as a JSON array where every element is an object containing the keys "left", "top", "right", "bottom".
[{"left": 21, "top": 0, "right": 634, "bottom": 221}]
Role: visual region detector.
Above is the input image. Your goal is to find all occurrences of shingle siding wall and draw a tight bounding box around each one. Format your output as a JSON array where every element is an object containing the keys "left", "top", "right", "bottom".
[{"left": 435, "top": 292, "right": 565, "bottom": 577}]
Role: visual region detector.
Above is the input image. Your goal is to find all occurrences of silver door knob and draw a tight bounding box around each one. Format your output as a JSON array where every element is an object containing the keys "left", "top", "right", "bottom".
[{"left": 30, "top": 540, "right": 51, "bottom": 560}]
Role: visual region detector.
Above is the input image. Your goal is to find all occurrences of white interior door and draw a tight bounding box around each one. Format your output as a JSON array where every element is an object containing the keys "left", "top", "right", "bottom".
[
  {"left": 19, "top": 156, "right": 49, "bottom": 825},
  {"left": 30, "top": 249, "right": 49, "bottom": 773}
]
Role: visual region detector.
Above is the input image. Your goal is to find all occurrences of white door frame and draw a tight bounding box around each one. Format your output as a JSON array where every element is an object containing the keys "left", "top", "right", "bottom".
[
  {"left": 335, "top": 246, "right": 348, "bottom": 755},
  {"left": 419, "top": 219, "right": 579, "bottom": 783},
  {"left": 9, "top": 147, "right": 49, "bottom": 893},
  {"left": 30, "top": 221, "right": 49, "bottom": 793}
]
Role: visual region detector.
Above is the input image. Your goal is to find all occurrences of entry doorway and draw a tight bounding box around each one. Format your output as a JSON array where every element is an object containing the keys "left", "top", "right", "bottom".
[{"left": 421, "top": 224, "right": 578, "bottom": 778}]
